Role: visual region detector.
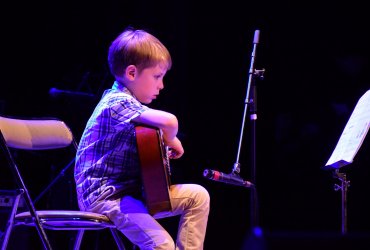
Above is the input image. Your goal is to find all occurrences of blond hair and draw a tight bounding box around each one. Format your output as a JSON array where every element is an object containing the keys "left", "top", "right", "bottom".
[{"left": 108, "top": 28, "right": 172, "bottom": 79}]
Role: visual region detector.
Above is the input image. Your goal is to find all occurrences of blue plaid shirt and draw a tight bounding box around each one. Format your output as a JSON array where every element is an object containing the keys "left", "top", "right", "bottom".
[{"left": 75, "top": 81, "right": 149, "bottom": 210}]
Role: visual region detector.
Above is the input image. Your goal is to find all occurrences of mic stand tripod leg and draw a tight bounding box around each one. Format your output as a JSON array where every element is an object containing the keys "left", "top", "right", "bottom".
[{"left": 33, "top": 158, "right": 75, "bottom": 204}]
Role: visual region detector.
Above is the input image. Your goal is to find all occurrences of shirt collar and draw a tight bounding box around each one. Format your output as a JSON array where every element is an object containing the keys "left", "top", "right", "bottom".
[{"left": 112, "top": 81, "right": 137, "bottom": 99}]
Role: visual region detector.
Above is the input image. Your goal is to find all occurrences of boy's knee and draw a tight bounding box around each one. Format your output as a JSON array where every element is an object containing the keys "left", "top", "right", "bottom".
[{"left": 194, "top": 185, "right": 210, "bottom": 208}]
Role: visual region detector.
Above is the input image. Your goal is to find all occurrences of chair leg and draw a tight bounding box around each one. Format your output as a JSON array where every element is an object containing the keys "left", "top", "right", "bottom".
[
  {"left": 0, "top": 137, "right": 53, "bottom": 250},
  {"left": 73, "top": 230, "right": 84, "bottom": 250},
  {"left": 1, "top": 190, "right": 23, "bottom": 250},
  {"left": 110, "top": 228, "right": 127, "bottom": 250}
]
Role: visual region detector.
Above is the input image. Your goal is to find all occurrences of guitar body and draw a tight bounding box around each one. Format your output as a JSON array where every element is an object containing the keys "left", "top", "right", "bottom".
[{"left": 135, "top": 125, "right": 172, "bottom": 215}]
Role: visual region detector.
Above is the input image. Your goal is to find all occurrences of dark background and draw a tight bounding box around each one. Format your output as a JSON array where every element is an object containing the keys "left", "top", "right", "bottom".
[{"left": 1, "top": 0, "right": 370, "bottom": 249}]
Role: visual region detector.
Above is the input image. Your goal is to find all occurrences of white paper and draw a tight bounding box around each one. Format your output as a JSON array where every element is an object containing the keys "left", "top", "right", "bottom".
[{"left": 325, "top": 89, "right": 370, "bottom": 169}]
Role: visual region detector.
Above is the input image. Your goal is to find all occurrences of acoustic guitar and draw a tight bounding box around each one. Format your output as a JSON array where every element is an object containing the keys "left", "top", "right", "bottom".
[{"left": 135, "top": 125, "right": 172, "bottom": 215}]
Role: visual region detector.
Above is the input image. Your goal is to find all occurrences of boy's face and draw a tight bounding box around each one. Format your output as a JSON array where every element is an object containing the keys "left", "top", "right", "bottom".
[{"left": 131, "top": 63, "right": 168, "bottom": 104}]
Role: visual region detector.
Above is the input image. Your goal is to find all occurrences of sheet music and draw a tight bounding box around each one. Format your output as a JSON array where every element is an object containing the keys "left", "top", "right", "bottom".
[{"left": 325, "top": 89, "right": 370, "bottom": 169}]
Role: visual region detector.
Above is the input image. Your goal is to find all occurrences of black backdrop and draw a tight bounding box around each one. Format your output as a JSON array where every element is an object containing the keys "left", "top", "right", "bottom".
[{"left": 1, "top": 0, "right": 370, "bottom": 249}]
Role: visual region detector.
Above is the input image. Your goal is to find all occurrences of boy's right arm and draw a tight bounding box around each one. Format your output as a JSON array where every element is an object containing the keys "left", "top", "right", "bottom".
[{"left": 132, "top": 108, "right": 184, "bottom": 159}]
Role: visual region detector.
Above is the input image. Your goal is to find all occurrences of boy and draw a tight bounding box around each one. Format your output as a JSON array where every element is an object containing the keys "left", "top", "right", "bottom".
[{"left": 74, "top": 27, "right": 210, "bottom": 249}]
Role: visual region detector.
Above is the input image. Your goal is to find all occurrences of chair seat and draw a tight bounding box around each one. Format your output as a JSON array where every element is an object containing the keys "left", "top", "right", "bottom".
[{"left": 15, "top": 210, "right": 116, "bottom": 230}]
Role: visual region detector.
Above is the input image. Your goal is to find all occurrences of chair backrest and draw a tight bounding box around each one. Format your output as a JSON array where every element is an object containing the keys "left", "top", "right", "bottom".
[{"left": 0, "top": 116, "right": 75, "bottom": 150}]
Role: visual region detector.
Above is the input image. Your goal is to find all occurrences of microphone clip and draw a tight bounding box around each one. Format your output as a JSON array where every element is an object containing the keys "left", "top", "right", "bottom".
[
  {"left": 253, "top": 68, "right": 265, "bottom": 80},
  {"left": 232, "top": 163, "right": 241, "bottom": 174}
]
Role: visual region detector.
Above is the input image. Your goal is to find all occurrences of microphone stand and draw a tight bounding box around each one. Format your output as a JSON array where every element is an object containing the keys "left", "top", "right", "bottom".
[{"left": 233, "top": 29, "right": 265, "bottom": 235}]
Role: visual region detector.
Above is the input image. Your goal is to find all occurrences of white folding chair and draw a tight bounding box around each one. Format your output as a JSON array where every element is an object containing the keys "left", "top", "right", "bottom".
[{"left": 0, "top": 115, "right": 127, "bottom": 250}]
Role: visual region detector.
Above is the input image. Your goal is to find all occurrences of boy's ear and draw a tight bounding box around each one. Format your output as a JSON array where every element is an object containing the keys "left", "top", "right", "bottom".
[{"left": 125, "top": 65, "right": 137, "bottom": 80}]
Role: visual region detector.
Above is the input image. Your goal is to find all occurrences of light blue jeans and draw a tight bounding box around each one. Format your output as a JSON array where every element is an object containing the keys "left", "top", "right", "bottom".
[{"left": 87, "top": 184, "right": 210, "bottom": 250}]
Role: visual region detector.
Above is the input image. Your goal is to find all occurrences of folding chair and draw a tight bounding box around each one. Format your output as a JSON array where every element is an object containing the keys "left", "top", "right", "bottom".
[{"left": 0, "top": 115, "right": 128, "bottom": 250}]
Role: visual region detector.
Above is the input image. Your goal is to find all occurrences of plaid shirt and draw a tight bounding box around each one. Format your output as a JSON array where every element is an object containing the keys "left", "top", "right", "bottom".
[{"left": 75, "top": 82, "right": 149, "bottom": 210}]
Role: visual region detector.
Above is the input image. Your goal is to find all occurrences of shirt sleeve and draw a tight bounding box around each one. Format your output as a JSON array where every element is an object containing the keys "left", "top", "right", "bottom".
[{"left": 110, "top": 93, "right": 149, "bottom": 123}]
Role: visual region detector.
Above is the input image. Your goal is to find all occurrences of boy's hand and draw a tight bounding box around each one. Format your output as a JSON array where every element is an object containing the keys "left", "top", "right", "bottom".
[{"left": 165, "top": 137, "right": 184, "bottom": 159}]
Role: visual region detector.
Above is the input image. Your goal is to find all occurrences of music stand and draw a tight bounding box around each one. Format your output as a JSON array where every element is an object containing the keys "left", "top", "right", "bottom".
[{"left": 323, "top": 89, "right": 370, "bottom": 234}]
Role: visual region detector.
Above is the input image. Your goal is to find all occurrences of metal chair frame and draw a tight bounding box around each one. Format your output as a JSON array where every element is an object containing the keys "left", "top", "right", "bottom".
[{"left": 0, "top": 116, "right": 127, "bottom": 250}]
